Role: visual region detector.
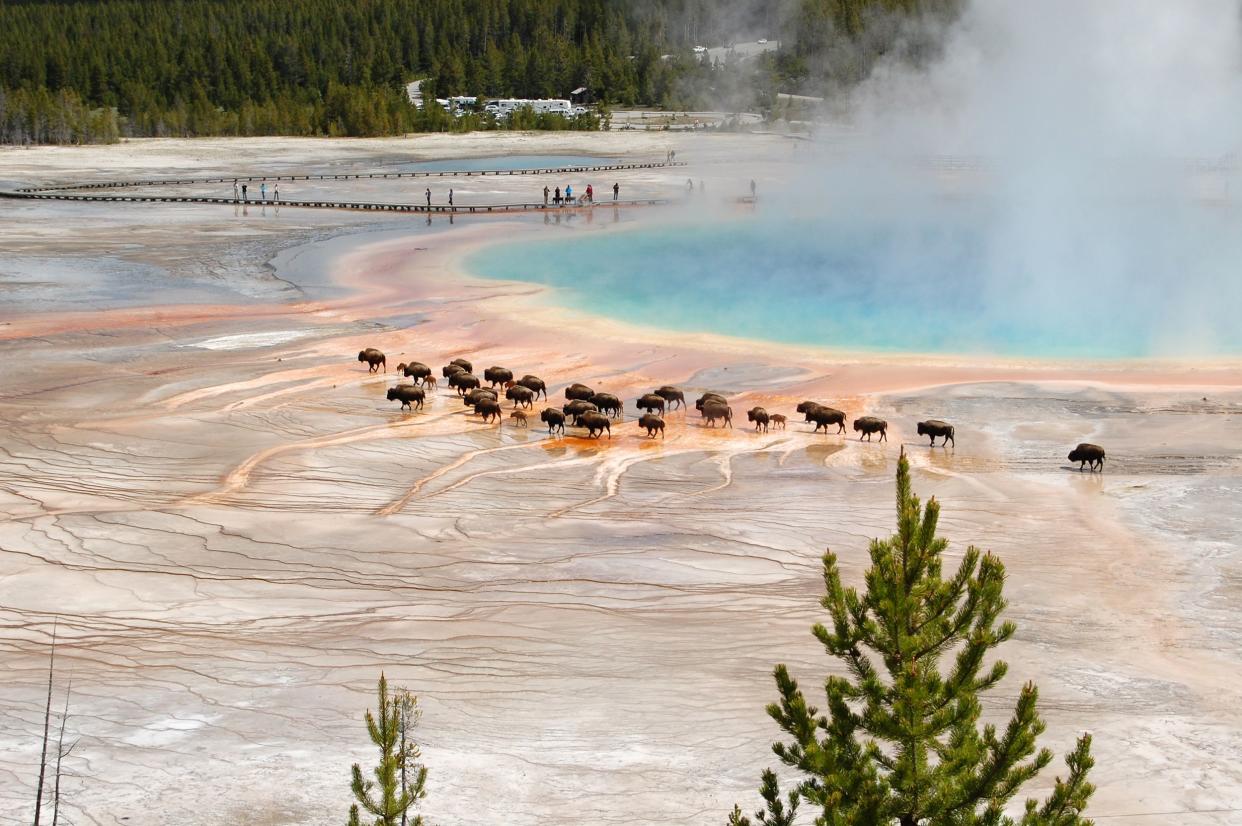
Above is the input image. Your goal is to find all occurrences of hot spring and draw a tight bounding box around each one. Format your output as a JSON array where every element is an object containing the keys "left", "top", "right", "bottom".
[{"left": 466, "top": 197, "right": 1242, "bottom": 360}]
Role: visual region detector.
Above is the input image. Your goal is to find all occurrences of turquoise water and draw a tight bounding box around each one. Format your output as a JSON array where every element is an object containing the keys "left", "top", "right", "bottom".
[
  {"left": 398, "top": 155, "right": 620, "bottom": 173},
  {"left": 467, "top": 211, "right": 1242, "bottom": 359}
]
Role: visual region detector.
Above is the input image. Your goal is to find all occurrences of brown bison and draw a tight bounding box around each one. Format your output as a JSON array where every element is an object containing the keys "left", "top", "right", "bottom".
[
  {"left": 805, "top": 404, "right": 847, "bottom": 434},
  {"left": 636, "top": 393, "right": 666, "bottom": 414},
  {"left": 540, "top": 408, "right": 566, "bottom": 435},
  {"left": 853, "top": 416, "right": 888, "bottom": 442},
  {"left": 358, "top": 348, "right": 386, "bottom": 373},
  {"left": 696, "top": 392, "right": 727, "bottom": 412},
  {"left": 917, "top": 419, "right": 955, "bottom": 447},
  {"left": 654, "top": 385, "right": 686, "bottom": 410},
  {"left": 577, "top": 411, "right": 612, "bottom": 438},
  {"left": 386, "top": 385, "right": 425, "bottom": 410},
  {"left": 484, "top": 366, "right": 514, "bottom": 387},
  {"left": 462, "top": 387, "right": 498, "bottom": 407},
  {"left": 565, "top": 383, "right": 595, "bottom": 401},
  {"left": 701, "top": 401, "right": 733, "bottom": 428},
  {"left": 398, "top": 361, "right": 432, "bottom": 383},
  {"left": 474, "top": 398, "right": 502, "bottom": 423},
  {"left": 509, "top": 410, "right": 528, "bottom": 427},
  {"left": 590, "top": 392, "right": 623, "bottom": 417},
  {"left": 450, "top": 357, "right": 473, "bottom": 373},
  {"left": 1068, "top": 443, "right": 1106, "bottom": 471},
  {"left": 638, "top": 414, "right": 666, "bottom": 438},
  {"left": 422, "top": 375, "right": 438, "bottom": 391},
  {"left": 563, "top": 400, "right": 599, "bottom": 418},
  {"left": 770, "top": 413, "right": 787, "bottom": 430},
  {"left": 505, "top": 384, "right": 536, "bottom": 408},
  {"left": 747, "top": 407, "right": 771, "bottom": 432},
  {"left": 449, "top": 372, "right": 481, "bottom": 394},
  {"left": 442, "top": 362, "right": 466, "bottom": 379},
  {"left": 518, "top": 375, "right": 548, "bottom": 399}
]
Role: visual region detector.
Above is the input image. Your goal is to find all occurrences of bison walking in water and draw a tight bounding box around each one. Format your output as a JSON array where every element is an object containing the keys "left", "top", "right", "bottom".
[
  {"left": 506, "top": 384, "right": 536, "bottom": 408},
  {"left": 386, "top": 385, "right": 425, "bottom": 410},
  {"left": 638, "top": 413, "right": 666, "bottom": 438},
  {"left": 854, "top": 416, "right": 888, "bottom": 442},
  {"left": 747, "top": 407, "right": 771, "bottom": 432},
  {"left": 484, "top": 366, "right": 514, "bottom": 387},
  {"left": 358, "top": 348, "right": 386, "bottom": 373},
  {"left": 701, "top": 401, "right": 733, "bottom": 428},
  {"left": 462, "top": 387, "right": 498, "bottom": 407},
  {"left": 540, "top": 408, "right": 566, "bottom": 435},
  {"left": 770, "top": 413, "right": 787, "bottom": 430},
  {"left": 696, "top": 392, "right": 727, "bottom": 411},
  {"left": 1068, "top": 443, "right": 1106, "bottom": 471},
  {"left": 509, "top": 410, "right": 528, "bottom": 427},
  {"left": 565, "top": 383, "right": 595, "bottom": 400},
  {"left": 442, "top": 363, "right": 465, "bottom": 379},
  {"left": 449, "top": 372, "right": 481, "bottom": 394},
  {"left": 917, "top": 419, "right": 955, "bottom": 447},
  {"left": 802, "top": 403, "right": 847, "bottom": 434},
  {"left": 563, "top": 400, "right": 599, "bottom": 418},
  {"left": 518, "top": 375, "right": 548, "bottom": 399},
  {"left": 590, "top": 392, "right": 623, "bottom": 417},
  {"left": 398, "top": 361, "right": 432, "bottom": 383},
  {"left": 636, "top": 393, "right": 666, "bottom": 415},
  {"left": 578, "top": 411, "right": 612, "bottom": 438},
  {"left": 654, "top": 385, "right": 686, "bottom": 410},
  {"left": 474, "top": 398, "right": 502, "bottom": 423},
  {"left": 449, "top": 357, "right": 473, "bottom": 373}
]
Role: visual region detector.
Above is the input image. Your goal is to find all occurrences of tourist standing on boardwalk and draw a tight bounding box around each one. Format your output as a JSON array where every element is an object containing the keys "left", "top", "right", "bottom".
[
  {"left": 273, "top": 182, "right": 280, "bottom": 203},
  {"left": 554, "top": 186, "right": 561, "bottom": 206},
  {"left": 260, "top": 182, "right": 266, "bottom": 202},
  {"left": 241, "top": 183, "right": 248, "bottom": 202},
  {"left": 449, "top": 188, "right": 454, "bottom": 207},
  {"left": 543, "top": 185, "right": 550, "bottom": 206},
  {"left": 613, "top": 182, "right": 619, "bottom": 201},
  {"left": 586, "top": 183, "right": 593, "bottom": 203},
  {"left": 686, "top": 178, "right": 694, "bottom": 194},
  {"left": 750, "top": 179, "right": 756, "bottom": 199},
  {"left": 232, "top": 179, "right": 238, "bottom": 200},
  {"left": 565, "top": 184, "right": 573, "bottom": 203}
]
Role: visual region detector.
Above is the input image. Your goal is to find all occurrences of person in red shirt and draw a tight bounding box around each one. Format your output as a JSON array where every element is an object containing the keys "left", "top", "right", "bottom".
[{"left": 586, "top": 183, "right": 594, "bottom": 203}]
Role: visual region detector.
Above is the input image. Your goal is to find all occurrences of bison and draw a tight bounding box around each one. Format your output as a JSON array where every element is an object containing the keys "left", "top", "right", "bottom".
[
  {"left": 540, "top": 408, "right": 566, "bottom": 435},
  {"left": 474, "top": 398, "right": 502, "bottom": 423},
  {"left": 807, "top": 405, "right": 847, "bottom": 434},
  {"left": 638, "top": 413, "right": 665, "bottom": 438},
  {"left": 1068, "top": 443, "right": 1106, "bottom": 471},
  {"left": 853, "top": 416, "right": 888, "bottom": 442},
  {"left": 701, "top": 401, "right": 733, "bottom": 428},
  {"left": 484, "top": 366, "right": 514, "bottom": 387},
  {"left": 770, "top": 413, "right": 787, "bottom": 430},
  {"left": 636, "top": 393, "right": 666, "bottom": 415},
  {"left": 398, "top": 361, "right": 432, "bottom": 383},
  {"left": 696, "top": 392, "right": 727, "bottom": 412},
  {"left": 563, "top": 400, "right": 599, "bottom": 418},
  {"left": 442, "top": 362, "right": 466, "bottom": 379},
  {"left": 450, "top": 357, "right": 473, "bottom": 373},
  {"left": 358, "top": 348, "right": 386, "bottom": 373},
  {"left": 505, "top": 384, "right": 536, "bottom": 408},
  {"left": 747, "top": 407, "right": 771, "bottom": 432},
  {"left": 386, "top": 385, "right": 425, "bottom": 410},
  {"left": 577, "top": 411, "right": 612, "bottom": 439},
  {"left": 449, "top": 372, "right": 481, "bottom": 394},
  {"left": 654, "top": 385, "right": 686, "bottom": 410},
  {"left": 509, "top": 410, "right": 528, "bottom": 427},
  {"left": 565, "top": 383, "right": 595, "bottom": 401},
  {"left": 518, "top": 375, "right": 548, "bottom": 399},
  {"left": 462, "top": 387, "right": 498, "bottom": 407},
  {"left": 590, "top": 392, "right": 623, "bottom": 417},
  {"left": 917, "top": 419, "right": 955, "bottom": 447}
]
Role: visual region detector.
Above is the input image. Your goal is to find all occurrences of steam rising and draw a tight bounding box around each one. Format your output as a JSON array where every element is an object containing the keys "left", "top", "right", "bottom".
[{"left": 805, "top": 0, "right": 1242, "bottom": 357}]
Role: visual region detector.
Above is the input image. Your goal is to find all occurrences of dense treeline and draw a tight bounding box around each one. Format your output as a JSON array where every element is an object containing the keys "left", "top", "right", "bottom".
[{"left": 0, "top": 0, "right": 958, "bottom": 144}]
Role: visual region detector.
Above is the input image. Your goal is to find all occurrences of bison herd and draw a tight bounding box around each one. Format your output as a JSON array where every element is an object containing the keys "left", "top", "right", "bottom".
[{"left": 358, "top": 349, "right": 1109, "bottom": 471}]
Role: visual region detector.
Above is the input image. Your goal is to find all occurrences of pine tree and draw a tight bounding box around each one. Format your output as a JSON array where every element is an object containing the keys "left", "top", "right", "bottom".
[
  {"left": 730, "top": 451, "right": 1096, "bottom": 826},
  {"left": 347, "top": 674, "right": 428, "bottom": 826}
]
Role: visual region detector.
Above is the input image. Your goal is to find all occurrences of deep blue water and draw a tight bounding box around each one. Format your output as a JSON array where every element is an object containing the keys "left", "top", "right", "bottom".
[
  {"left": 466, "top": 212, "right": 1242, "bottom": 359},
  {"left": 396, "top": 155, "right": 620, "bottom": 173}
]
